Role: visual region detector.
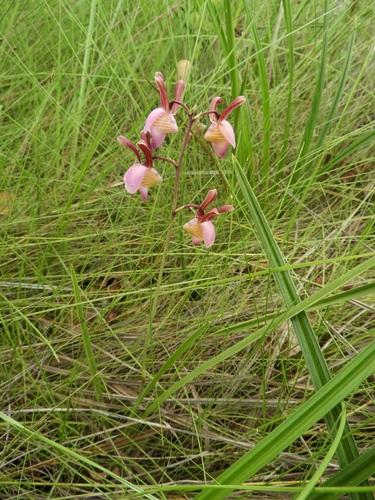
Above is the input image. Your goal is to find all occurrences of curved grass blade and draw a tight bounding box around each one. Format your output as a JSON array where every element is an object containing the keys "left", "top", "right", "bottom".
[
  {"left": 233, "top": 158, "right": 372, "bottom": 497},
  {"left": 296, "top": 403, "right": 347, "bottom": 500},
  {"left": 193, "top": 339, "right": 375, "bottom": 500},
  {"left": 242, "top": 0, "right": 270, "bottom": 180},
  {"left": 0, "top": 412, "right": 158, "bottom": 500},
  {"left": 275, "top": 0, "right": 294, "bottom": 187},
  {"left": 143, "top": 254, "right": 375, "bottom": 416},
  {"left": 318, "top": 130, "right": 375, "bottom": 177},
  {"left": 309, "top": 447, "right": 375, "bottom": 500},
  {"left": 133, "top": 324, "right": 208, "bottom": 412},
  {"left": 290, "top": 0, "right": 328, "bottom": 186}
]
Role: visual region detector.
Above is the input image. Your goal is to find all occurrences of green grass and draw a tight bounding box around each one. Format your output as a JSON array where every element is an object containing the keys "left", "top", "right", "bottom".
[{"left": 0, "top": 0, "right": 374, "bottom": 498}]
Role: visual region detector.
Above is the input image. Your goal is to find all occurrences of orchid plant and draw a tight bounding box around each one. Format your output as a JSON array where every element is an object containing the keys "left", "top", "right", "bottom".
[{"left": 117, "top": 71, "right": 245, "bottom": 248}]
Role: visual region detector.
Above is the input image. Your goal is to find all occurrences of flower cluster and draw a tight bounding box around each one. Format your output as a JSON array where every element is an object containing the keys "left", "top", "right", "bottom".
[{"left": 117, "top": 72, "right": 245, "bottom": 247}]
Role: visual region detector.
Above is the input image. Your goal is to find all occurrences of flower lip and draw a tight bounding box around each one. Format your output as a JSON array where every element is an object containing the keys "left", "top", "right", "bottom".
[
  {"left": 124, "top": 163, "right": 148, "bottom": 194},
  {"left": 183, "top": 218, "right": 216, "bottom": 248}
]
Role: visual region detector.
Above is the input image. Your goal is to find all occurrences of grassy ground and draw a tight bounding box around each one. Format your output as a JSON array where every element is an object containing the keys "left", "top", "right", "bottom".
[{"left": 0, "top": 0, "right": 374, "bottom": 498}]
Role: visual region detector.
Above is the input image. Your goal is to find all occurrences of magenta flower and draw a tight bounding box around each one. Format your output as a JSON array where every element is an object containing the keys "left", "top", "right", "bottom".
[
  {"left": 183, "top": 189, "right": 234, "bottom": 248},
  {"left": 143, "top": 72, "right": 185, "bottom": 148},
  {"left": 204, "top": 96, "right": 246, "bottom": 158},
  {"left": 117, "top": 132, "right": 162, "bottom": 201}
]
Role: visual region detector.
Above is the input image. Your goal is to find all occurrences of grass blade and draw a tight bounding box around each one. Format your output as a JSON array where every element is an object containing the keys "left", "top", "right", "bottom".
[
  {"left": 233, "top": 159, "right": 372, "bottom": 497},
  {"left": 310, "top": 447, "right": 375, "bottom": 499},
  {"left": 70, "top": 265, "right": 103, "bottom": 403},
  {"left": 223, "top": 0, "right": 240, "bottom": 98},
  {"left": 242, "top": 0, "right": 271, "bottom": 180},
  {"left": 275, "top": 0, "right": 294, "bottom": 186},
  {"left": 0, "top": 412, "right": 158, "bottom": 500},
  {"left": 194, "top": 339, "right": 375, "bottom": 499},
  {"left": 206, "top": 0, "right": 240, "bottom": 98},
  {"left": 290, "top": 0, "right": 328, "bottom": 185},
  {"left": 315, "top": 27, "right": 356, "bottom": 150},
  {"left": 296, "top": 403, "right": 347, "bottom": 500},
  {"left": 144, "top": 254, "right": 375, "bottom": 415}
]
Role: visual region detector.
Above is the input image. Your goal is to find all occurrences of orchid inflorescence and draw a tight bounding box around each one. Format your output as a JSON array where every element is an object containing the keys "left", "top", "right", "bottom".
[{"left": 117, "top": 71, "right": 245, "bottom": 248}]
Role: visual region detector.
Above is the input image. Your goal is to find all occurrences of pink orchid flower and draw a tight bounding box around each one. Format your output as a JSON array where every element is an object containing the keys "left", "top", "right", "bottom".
[
  {"left": 143, "top": 72, "right": 185, "bottom": 148},
  {"left": 183, "top": 189, "right": 234, "bottom": 248},
  {"left": 117, "top": 132, "right": 162, "bottom": 201},
  {"left": 204, "top": 96, "right": 246, "bottom": 158}
]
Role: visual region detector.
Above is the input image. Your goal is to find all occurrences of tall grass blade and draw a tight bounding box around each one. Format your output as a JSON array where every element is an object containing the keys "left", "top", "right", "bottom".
[
  {"left": 144, "top": 254, "right": 375, "bottom": 416},
  {"left": 233, "top": 159, "right": 372, "bottom": 498},
  {"left": 71, "top": 0, "right": 98, "bottom": 162},
  {"left": 290, "top": 0, "right": 328, "bottom": 186},
  {"left": 70, "top": 265, "right": 103, "bottom": 403},
  {"left": 0, "top": 412, "right": 158, "bottom": 499},
  {"left": 275, "top": 0, "right": 294, "bottom": 186},
  {"left": 194, "top": 339, "right": 375, "bottom": 499},
  {"left": 223, "top": 0, "right": 240, "bottom": 98},
  {"left": 206, "top": 0, "right": 240, "bottom": 98},
  {"left": 315, "top": 28, "right": 356, "bottom": 150},
  {"left": 296, "top": 403, "right": 347, "bottom": 500},
  {"left": 242, "top": 0, "right": 271, "bottom": 180},
  {"left": 310, "top": 447, "right": 375, "bottom": 500}
]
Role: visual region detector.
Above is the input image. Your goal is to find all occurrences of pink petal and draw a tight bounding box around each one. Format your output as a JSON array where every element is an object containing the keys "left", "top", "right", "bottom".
[
  {"left": 143, "top": 108, "right": 178, "bottom": 148},
  {"left": 139, "top": 186, "right": 149, "bottom": 201},
  {"left": 201, "top": 221, "right": 216, "bottom": 248},
  {"left": 219, "top": 96, "right": 246, "bottom": 121},
  {"left": 209, "top": 97, "right": 222, "bottom": 122},
  {"left": 200, "top": 189, "right": 217, "bottom": 211},
  {"left": 117, "top": 135, "right": 141, "bottom": 162},
  {"left": 211, "top": 140, "right": 230, "bottom": 158},
  {"left": 149, "top": 129, "right": 167, "bottom": 148},
  {"left": 218, "top": 120, "right": 236, "bottom": 147},
  {"left": 123, "top": 164, "right": 148, "bottom": 194},
  {"left": 155, "top": 72, "right": 169, "bottom": 111},
  {"left": 144, "top": 108, "right": 167, "bottom": 134},
  {"left": 171, "top": 80, "right": 186, "bottom": 114}
]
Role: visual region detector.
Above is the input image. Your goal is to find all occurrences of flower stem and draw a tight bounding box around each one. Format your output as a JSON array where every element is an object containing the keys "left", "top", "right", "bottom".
[{"left": 140, "top": 114, "right": 194, "bottom": 388}]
